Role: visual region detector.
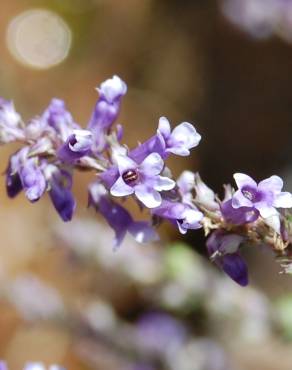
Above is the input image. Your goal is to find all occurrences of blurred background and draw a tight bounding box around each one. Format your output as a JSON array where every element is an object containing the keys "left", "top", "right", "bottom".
[{"left": 2, "top": 0, "right": 292, "bottom": 369}]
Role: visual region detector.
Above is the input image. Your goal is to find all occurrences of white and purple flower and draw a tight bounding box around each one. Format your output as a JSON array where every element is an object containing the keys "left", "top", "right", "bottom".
[
  {"left": 58, "top": 129, "right": 93, "bottom": 163},
  {"left": 157, "top": 116, "right": 201, "bottom": 157},
  {"left": 110, "top": 152, "right": 175, "bottom": 208},
  {"left": 232, "top": 173, "right": 292, "bottom": 218}
]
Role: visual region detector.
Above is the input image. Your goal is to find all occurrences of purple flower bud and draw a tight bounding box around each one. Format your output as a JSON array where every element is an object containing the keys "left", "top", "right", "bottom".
[
  {"left": 221, "top": 199, "right": 259, "bottom": 225},
  {"left": 232, "top": 173, "right": 292, "bottom": 218},
  {"left": 89, "top": 183, "right": 158, "bottom": 248},
  {"left": 193, "top": 173, "right": 220, "bottom": 211},
  {"left": 58, "top": 129, "right": 93, "bottom": 163},
  {"left": 110, "top": 152, "right": 175, "bottom": 208},
  {"left": 88, "top": 76, "right": 127, "bottom": 151},
  {"left": 19, "top": 158, "right": 47, "bottom": 202},
  {"left": 42, "top": 98, "right": 79, "bottom": 141},
  {"left": 129, "top": 134, "right": 165, "bottom": 164},
  {"left": 0, "top": 98, "right": 24, "bottom": 143},
  {"left": 206, "top": 230, "right": 248, "bottom": 286},
  {"left": 45, "top": 166, "right": 76, "bottom": 222},
  {"left": 153, "top": 200, "right": 203, "bottom": 234}
]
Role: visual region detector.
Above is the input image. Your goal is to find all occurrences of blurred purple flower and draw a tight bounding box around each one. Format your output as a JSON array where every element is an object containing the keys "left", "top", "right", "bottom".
[
  {"left": 110, "top": 152, "right": 175, "bottom": 208},
  {"left": 6, "top": 147, "right": 46, "bottom": 202},
  {"left": 0, "top": 363, "right": 64, "bottom": 370},
  {"left": 0, "top": 98, "right": 24, "bottom": 143},
  {"left": 206, "top": 230, "right": 248, "bottom": 286},
  {"left": 89, "top": 183, "right": 158, "bottom": 248},
  {"left": 137, "top": 312, "right": 186, "bottom": 355},
  {"left": 46, "top": 165, "right": 76, "bottom": 221},
  {"left": 232, "top": 173, "right": 292, "bottom": 218}
]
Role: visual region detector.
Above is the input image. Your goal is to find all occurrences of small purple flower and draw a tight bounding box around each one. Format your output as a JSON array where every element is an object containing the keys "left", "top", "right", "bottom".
[
  {"left": 110, "top": 152, "right": 175, "bottom": 208},
  {"left": 6, "top": 147, "right": 46, "bottom": 202},
  {"left": 221, "top": 199, "right": 260, "bottom": 225},
  {"left": 19, "top": 158, "right": 47, "bottom": 202},
  {"left": 137, "top": 312, "right": 186, "bottom": 354},
  {"left": 129, "top": 117, "right": 201, "bottom": 164},
  {"left": 89, "top": 183, "right": 158, "bottom": 248},
  {"left": 88, "top": 75, "right": 127, "bottom": 151},
  {"left": 58, "top": 129, "right": 93, "bottom": 163},
  {"left": 0, "top": 98, "right": 24, "bottom": 143},
  {"left": 232, "top": 173, "right": 292, "bottom": 218},
  {"left": 41, "top": 98, "right": 78, "bottom": 141},
  {"left": 206, "top": 230, "right": 248, "bottom": 286},
  {"left": 153, "top": 200, "right": 203, "bottom": 234},
  {"left": 45, "top": 166, "right": 76, "bottom": 222},
  {"left": 157, "top": 116, "right": 201, "bottom": 156}
]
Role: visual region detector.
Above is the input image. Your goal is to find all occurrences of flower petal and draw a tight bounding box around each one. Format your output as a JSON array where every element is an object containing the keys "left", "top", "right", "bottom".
[
  {"left": 153, "top": 176, "right": 176, "bottom": 191},
  {"left": 169, "top": 122, "right": 201, "bottom": 154},
  {"left": 140, "top": 153, "right": 164, "bottom": 176},
  {"left": 110, "top": 176, "right": 134, "bottom": 197},
  {"left": 115, "top": 154, "right": 137, "bottom": 175},
  {"left": 135, "top": 184, "right": 162, "bottom": 208},
  {"left": 273, "top": 191, "right": 292, "bottom": 208},
  {"left": 158, "top": 116, "right": 171, "bottom": 138},
  {"left": 233, "top": 173, "right": 257, "bottom": 190},
  {"left": 221, "top": 254, "right": 248, "bottom": 287},
  {"left": 256, "top": 203, "right": 278, "bottom": 218},
  {"left": 232, "top": 190, "right": 253, "bottom": 208},
  {"left": 258, "top": 175, "right": 283, "bottom": 193}
]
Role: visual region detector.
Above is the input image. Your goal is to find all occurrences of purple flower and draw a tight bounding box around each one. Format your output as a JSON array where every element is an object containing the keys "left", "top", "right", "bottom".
[
  {"left": 221, "top": 199, "right": 260, "bottom": 225},
  {"left": 206, "top": 230, "right": 248, "bottom": 286},
  {"left": 45, "top": 166, "right": 76, "bottom": 221},
  {"left": 0, "top": 362, "right": 7, "bottom": 370},
  {"left": 157, "top": 116, "right": 201, "bottom": 156},
  {"left": 41, "top": 98, "right": 78, "bottom": 141},
  {"left": 152, "top": 171, "right": 203, "bottom": 233},
  {"left": 0, "top": 98, "right": 24, "bottom": 143},
  {"left": 6, "top": 147, "right": 46, "bottom": 202},
  {"left": 58, "top": 129, "right": 93, "bottom": 163},
  {"left": 19, "top": 158, "right": 47, "bottom": 202},
  {"left": 88, "top": 75, "right": 127, "bottom": 152},
  {"left": 129, "top": 117, "right": 201, "bottom": 164},
  {"left": 110, "top": 152, "right": 175, "bottom": 208},
  {"left": 232, "top": 173, "right": 292, "bottom": 218},
  {"left": 0, "top": 363, "right": 64, "bottom": 370},
  {"left": 89, "top": 183, "right": 158, "bottom": 248},
  {"left": 137, "top": 312, "right": 186, "bottom": 354},
  {"left": 153, "top": 200, "right": 203, "bottom": 234}
]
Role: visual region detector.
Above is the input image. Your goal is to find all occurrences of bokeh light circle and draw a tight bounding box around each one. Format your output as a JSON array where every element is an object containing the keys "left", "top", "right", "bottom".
[{"left": 6, "top": 9, "right": 72, "bottom": 70}]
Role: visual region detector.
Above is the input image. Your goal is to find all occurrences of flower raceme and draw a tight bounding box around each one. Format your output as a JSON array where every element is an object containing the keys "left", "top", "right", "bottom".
[{"left": 1, "top": 75, "right": 292, "bottom": 286}]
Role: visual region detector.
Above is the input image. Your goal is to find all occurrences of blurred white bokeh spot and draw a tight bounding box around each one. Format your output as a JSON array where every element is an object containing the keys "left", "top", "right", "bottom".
[{"left": 6, "top": 9, "right": 72, "bottom": 69}]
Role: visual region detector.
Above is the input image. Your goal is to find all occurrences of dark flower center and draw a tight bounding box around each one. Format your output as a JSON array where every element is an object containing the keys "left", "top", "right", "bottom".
[
  {"left": 122, "top": 169, "right": 139, "bottom": 185},
  {"left": 242, "top": 186, "right": 261, "bottom": 202}
]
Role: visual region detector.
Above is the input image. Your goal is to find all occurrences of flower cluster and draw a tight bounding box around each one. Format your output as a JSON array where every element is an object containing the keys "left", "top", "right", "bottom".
[
  {"left": 2, "top": 75, "right": 292, "bottom": 286},
  {"left": 221, "top": 0, "right": 292, "bottom": 42}
]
